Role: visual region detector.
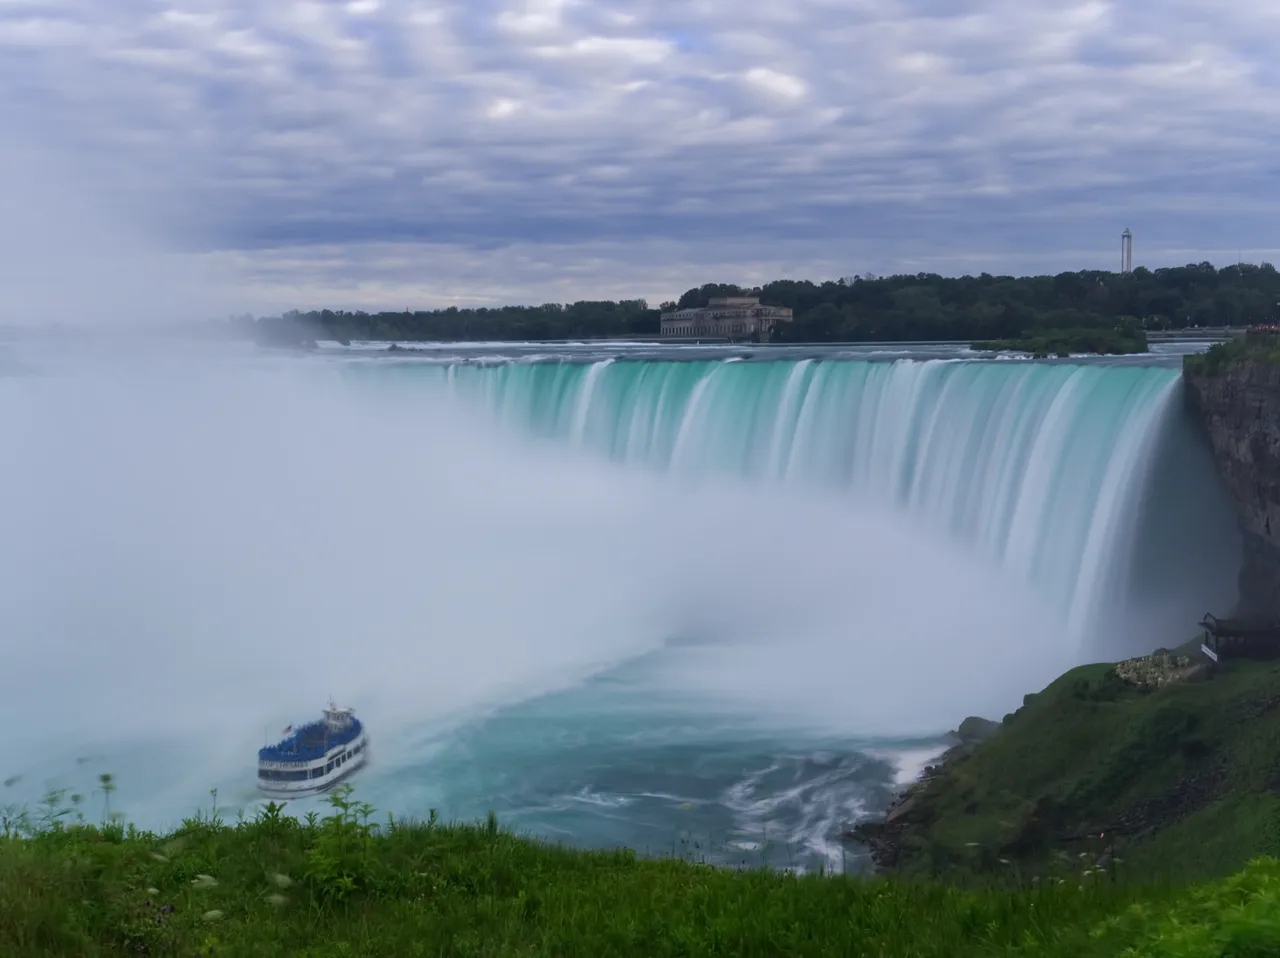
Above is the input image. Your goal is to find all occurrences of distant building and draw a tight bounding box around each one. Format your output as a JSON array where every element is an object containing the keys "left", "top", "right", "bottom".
[{"left": 659, "top": 295, "right": 794, "bottom": 341}]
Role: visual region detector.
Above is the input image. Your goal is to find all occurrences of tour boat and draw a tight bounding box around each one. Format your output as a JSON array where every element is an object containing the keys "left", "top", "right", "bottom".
[{"left": 257, "top": 700, "right": 369, "bottom": 797}]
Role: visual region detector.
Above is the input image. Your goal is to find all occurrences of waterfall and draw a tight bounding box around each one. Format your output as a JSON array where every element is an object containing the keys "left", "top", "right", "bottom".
[
  {"left": 357, "top": 356, "right": 1240, "bottom": 645},
  {"left": 1, "top": 344, "right": 1243, "bottom": 851}
]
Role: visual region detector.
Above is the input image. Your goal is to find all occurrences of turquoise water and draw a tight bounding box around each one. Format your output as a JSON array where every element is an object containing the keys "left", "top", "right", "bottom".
[{"left": 0, "top": 346, "right": 1241, "bottom": 874}]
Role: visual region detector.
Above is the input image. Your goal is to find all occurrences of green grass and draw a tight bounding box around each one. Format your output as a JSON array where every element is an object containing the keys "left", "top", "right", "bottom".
[
  {"left": 890, "top": 655, "right": 1280, "bottom": 885},
  {"left": 5, "top": 781, "right": 1276, "bottom": 957}
]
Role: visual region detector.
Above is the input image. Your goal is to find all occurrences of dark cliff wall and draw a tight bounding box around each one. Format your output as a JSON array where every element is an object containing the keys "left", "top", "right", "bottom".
[{"left": 1184, "top": 359, "right": 1280, "bottom": 616}]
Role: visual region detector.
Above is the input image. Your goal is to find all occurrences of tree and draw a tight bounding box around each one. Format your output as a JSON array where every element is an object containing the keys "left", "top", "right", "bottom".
[{"left": 243, "top": 262, "right": 1280, "bottom": 345}]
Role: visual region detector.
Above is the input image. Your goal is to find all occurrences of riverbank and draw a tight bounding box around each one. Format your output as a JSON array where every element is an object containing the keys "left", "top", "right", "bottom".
[
  {"left": 972, "top": 325, "right": 1147, "bottom": 358},
  {"left": 842, "top": 640, "right": 1280, "bottom": 884},
  {"left": 1184, "top": 336, "right": 1280, "bottom": 619},
  {"left": 3, "top": 782, "right": 1279, "bottom": 956},
  {"left": 844, "top": 717, "right": 1000, "bottom": 872}
]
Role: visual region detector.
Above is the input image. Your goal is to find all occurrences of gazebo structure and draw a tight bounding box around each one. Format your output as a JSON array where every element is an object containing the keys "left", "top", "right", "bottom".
[{"left": 1198, "top": 613, "right": 1280, "bottom": 663}]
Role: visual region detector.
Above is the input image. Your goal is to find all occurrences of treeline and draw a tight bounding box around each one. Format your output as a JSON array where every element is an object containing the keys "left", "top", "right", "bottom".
[
  {"left": 764, "top": 262, "right": 1280, "bottom": 342},
  {"left": 240, "top": 261, "right": 1280, "bottom": 346},
  {"left": 974, "top": 324, "right": 1148, "bottom": 358},
  {"left": 243, "top": 300, "right": 659, "bottom": 348}
]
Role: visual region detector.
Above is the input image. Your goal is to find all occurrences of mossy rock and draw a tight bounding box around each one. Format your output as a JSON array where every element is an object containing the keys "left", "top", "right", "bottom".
[{"left": 956, "top": 716, "right": 1001, "bottom": 746}]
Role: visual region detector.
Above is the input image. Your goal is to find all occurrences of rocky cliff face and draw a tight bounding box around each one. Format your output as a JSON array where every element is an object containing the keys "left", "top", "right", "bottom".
[{"left": 1184, "top": 359, "right": 1280, "bottom": 616}]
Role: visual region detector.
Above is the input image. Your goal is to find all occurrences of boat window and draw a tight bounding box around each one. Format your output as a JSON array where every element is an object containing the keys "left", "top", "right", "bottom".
[{"left": 258, "top": 768, "right": 309, "bottom": 782}]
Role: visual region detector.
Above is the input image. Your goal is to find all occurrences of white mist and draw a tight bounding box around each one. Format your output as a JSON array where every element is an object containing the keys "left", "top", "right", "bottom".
[{"left": 1, "top": 348, "right": 1079, "bottom": 828}]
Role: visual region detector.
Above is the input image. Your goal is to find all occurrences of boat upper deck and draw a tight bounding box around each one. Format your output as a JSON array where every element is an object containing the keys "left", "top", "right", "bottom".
[{"left": 259, "top": 717, "right": 364, "bottom": 764}]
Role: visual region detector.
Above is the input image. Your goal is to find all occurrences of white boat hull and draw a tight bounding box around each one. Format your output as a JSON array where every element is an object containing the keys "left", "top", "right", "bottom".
[{"left": 257, "top": 733, "right": 370, "bottom": 797}]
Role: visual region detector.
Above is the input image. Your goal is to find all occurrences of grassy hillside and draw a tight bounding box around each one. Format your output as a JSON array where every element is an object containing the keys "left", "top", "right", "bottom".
[
  {"left": 2, "top": 784, "right": 1280, "bottom": 957},
  {"left": 1183, "top": 331, "right": 1280, "bottom": 374},
  {"left": 878, "top": 651, "right": 1280, "bottom": 885}
]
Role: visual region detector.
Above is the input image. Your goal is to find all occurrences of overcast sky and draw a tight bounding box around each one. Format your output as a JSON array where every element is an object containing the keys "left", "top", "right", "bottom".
[{"left": 2, "top": 0, "right": 1280, "bottom": 317}]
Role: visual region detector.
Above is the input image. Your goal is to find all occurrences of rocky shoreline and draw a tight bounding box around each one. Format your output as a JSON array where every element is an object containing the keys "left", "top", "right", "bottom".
[
  {"left": 1183, "top": 350, "right": 1280, "bottom": 618},
  {"left": 839, "top": 645, "right": 1233, "bottom": 874},
  {"left": 842, "top": 716, "right": 1000, "bottom": 870}
]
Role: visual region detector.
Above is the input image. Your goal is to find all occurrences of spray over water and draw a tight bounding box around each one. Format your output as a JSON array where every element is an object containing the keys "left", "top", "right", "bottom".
[{"left": 0, "top": 346, "right": 1240, "bottom": 870}]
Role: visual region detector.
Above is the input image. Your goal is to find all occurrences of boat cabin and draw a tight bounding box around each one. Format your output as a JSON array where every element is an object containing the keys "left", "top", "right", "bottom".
[
  {"left": 323, "top": 703, "right": 357, "bottom": 731},
  {"left": 1199, "top": 613, "right": 1280, "bottom": 663}
]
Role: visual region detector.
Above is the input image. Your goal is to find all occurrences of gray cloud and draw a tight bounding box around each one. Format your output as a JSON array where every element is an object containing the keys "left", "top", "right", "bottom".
[{"left": 2, "top": 0, "right": 1279, "bottom": 314}]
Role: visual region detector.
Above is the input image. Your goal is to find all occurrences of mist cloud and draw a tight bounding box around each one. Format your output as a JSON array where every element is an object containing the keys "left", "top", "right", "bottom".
[{"left": 0, "top": 349, "right": 1077, "bottom": 825}]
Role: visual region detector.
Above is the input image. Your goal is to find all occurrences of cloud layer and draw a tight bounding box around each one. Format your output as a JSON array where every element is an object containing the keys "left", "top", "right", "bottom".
[{"left": 3, "top": 0, "right": 1280, "bottom": 312}]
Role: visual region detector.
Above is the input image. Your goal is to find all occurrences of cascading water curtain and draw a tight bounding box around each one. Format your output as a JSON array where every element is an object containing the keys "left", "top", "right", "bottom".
[{"left": 348, "top": 358, "right": 1184, "bottom": 639}]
